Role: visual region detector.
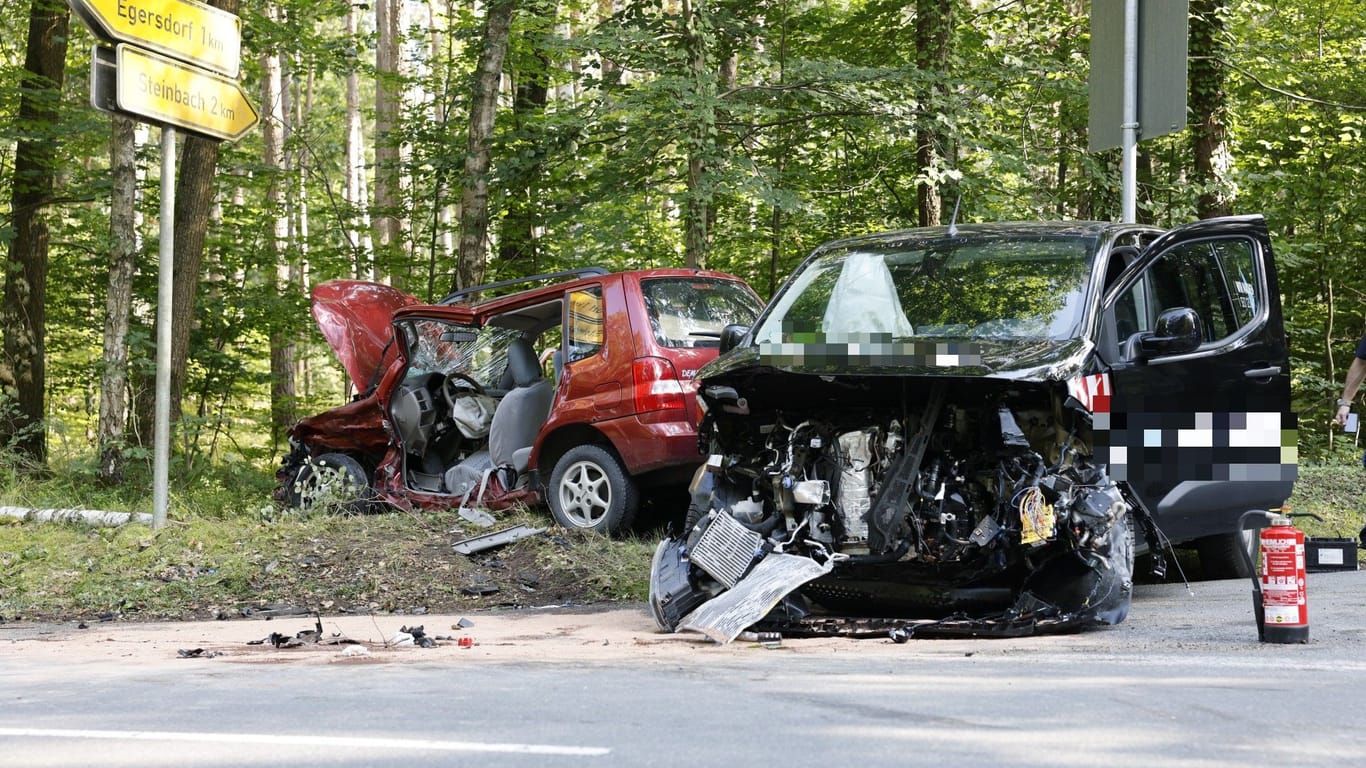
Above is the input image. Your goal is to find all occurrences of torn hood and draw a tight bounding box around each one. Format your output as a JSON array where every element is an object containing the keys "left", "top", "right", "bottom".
[
  {"left": 704, "top": 336, "right": 1095, "bottom": 383},
  {"left": 311, "top": 280, "right": 419, "bottom": 391}
]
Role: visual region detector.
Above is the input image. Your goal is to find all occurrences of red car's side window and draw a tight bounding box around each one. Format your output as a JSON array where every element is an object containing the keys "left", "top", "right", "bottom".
[{"left": 567, "top": 287, "right": 604, "bottom": 363}]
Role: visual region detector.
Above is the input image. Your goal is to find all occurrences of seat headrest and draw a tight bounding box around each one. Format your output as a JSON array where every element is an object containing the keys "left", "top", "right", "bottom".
[{"left": 507, "top": 338, "right": 542, "bottom": 388}]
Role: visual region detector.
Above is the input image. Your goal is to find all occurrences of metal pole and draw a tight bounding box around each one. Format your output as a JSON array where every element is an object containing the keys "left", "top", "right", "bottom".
[
  {"left": 1120, "top": 0, "right": 1139, "bottom": 223},
  {"left": 153, "top": 126, "right": 175, "bottom": 529}
]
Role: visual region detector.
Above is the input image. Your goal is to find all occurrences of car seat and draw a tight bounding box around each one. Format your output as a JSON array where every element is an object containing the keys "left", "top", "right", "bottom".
[{"left": 444, "top": 338, "right": 554, "bottom": 500}]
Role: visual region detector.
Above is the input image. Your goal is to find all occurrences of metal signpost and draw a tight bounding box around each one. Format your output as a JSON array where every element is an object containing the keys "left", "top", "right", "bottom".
[
  {"left": 1088, "top": 0, "right": 1189, "bottom": 223},
  {"left": 72, "top": 0, "right": 258, "bottom": 528}
]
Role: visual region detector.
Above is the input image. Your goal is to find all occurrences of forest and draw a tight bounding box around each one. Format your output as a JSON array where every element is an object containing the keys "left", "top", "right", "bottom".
[{"left": 2, "top": 0, "right": 1365, "bottom": 502}]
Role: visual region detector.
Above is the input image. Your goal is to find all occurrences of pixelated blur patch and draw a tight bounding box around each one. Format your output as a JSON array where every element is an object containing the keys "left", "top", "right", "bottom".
[
  {"left": 1095, "top": 410, "right": 1298, "bottom": 482},
  {"left": 759, "top": 338, "right": 985, "bottom": 368}
]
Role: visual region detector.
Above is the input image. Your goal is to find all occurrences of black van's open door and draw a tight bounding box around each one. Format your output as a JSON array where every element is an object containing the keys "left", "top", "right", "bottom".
[{"left": 1099, "top": 215, "right": 1297, "bottom": 545}]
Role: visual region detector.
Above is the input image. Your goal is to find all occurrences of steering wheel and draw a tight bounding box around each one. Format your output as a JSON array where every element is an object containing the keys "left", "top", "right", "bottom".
[{"left": 441, "top": 372, "right": 486, "bottom": 410}]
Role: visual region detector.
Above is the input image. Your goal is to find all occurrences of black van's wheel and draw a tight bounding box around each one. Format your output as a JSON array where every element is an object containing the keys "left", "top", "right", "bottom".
[
  {"left": 1196, "top": 530, "right": 1256, "bottom": 580},
  {"left": 548, "top": 445, "right": 639, "bottom": 534},
  {"left": 287, "top": 452, "right": 373, "bottom": 514}
]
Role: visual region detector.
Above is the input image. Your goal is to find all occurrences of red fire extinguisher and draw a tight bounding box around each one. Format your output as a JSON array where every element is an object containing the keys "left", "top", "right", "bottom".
[{"left": 1238, "top": 508, "right": 1319, "bottom": 644}]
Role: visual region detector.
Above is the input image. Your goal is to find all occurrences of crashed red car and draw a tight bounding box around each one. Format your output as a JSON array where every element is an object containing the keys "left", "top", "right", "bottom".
[{"left": 276, "top": 267, "right": 762, "bottom": 533}]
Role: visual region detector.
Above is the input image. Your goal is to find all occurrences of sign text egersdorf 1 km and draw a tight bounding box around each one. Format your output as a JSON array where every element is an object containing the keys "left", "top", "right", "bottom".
[{"left": 71, "top": 0, "right": 241, "bottom": 76}]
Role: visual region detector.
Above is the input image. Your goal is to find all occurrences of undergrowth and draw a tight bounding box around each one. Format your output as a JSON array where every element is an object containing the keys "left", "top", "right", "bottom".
[
  {"left": 0, "top": 452, "right": 656, "bottom": 622},
  {"left": 2, "top": 452, "right": 1363, "bottom": 622}
]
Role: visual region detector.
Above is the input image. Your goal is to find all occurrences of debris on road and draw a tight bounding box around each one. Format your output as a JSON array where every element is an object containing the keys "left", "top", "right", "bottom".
[
  {"left": 394, "top": 624, "right": 436, "bottom": 648},
  {"left": 176, "top": 648, "right": 222, "bottom": 658},
  {"left": 239, "top": 605, "right": 312, "bottom": 619},
  {"left": 246, "top": 615, "right": 363, "bottom": 648}
]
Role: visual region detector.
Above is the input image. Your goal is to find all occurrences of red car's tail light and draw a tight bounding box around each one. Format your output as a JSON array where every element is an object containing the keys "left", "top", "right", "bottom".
[{"left": 632, "top": 356, "right": 686, "bottom": 413}]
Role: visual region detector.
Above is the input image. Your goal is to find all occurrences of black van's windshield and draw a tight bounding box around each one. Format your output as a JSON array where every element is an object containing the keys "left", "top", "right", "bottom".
[{"left": 755, "top": 236, "right": 1095, "bottom": 344}]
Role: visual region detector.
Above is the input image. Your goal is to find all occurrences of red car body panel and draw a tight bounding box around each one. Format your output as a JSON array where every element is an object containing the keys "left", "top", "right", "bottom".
[
  {"left": 311, "top": 280, "right": 419, "bottom": 391},
  {"left": 531, "top": 274, "right": 720, "bottom": 476}
]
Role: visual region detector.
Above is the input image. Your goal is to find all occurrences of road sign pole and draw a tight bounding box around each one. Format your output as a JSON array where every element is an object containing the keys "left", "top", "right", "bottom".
[
  {"left": 153, "top": 126, "right": 175, "bottom": 529},
  {"left": 1120, "top": 0, "right": 1139, "bottom": 223},
  {"left": 71, "top": 0, "right": 255, "bottom": 529}
]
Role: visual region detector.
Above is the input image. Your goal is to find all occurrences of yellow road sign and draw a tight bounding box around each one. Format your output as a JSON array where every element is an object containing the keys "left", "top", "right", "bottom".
[
  {"left": 114, "top": 44, "right": 258, "bottom": 141},
  {"left": 70, "top": 0, "right": 241, "bottom": 77}
]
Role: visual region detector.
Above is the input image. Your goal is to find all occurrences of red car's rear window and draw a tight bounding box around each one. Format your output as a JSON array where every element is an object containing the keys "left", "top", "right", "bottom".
[{"left": 641, "top": 278, "right": 760, "bottom": 349}]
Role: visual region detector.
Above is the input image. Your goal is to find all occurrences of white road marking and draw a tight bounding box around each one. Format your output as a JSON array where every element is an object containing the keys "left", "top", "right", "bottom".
[{"left": 0, "top": 727, "right": 611, "bottom": 756}]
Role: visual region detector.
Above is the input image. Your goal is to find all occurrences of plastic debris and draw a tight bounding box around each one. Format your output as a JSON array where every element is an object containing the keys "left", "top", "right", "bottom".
[
  {"left": 176, "top": 648, "right": 222, "bottom": 658},
  {"left": 246, "top": 615, "right": 360, "bottom": 648},
  {"left": 452, "top": 524, "right": 547, "bottom": 555},
  {"left": 400, "top": 624, "right": 436, "bottom": 648},
  {"left": 458, "top": 507, "right": 497, "bottom": 527}
]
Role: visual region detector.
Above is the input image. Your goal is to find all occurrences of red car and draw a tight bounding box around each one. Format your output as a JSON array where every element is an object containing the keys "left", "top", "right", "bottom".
[{"left": 276, "top": 267, "right": 762, "bottom": 533}]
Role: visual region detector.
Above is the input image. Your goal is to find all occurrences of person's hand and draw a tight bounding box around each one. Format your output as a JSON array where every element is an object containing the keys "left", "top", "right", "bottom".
[{"left": 1336, "top": 402, "right": 1352, "bottom": 427}]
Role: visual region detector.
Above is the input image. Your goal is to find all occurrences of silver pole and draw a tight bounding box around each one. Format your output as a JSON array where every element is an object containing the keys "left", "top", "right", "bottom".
[
  {"left": 153, "top": 126, "right": 175, "bottom": 529},
  {"left": 1121, "top": 0, "right": 1139, "bottom": 223}
]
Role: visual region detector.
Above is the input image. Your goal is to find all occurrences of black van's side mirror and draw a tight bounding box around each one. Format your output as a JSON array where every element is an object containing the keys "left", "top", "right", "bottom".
[
  {"left": 1125, "top": 307, "right": 1202, "bottom": 361},
  {"left": 719, "top": 324, "right": 750, "bottom": 354}
]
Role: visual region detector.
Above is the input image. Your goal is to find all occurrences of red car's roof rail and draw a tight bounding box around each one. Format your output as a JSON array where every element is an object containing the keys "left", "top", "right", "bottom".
[{"left": 438, "top": 267, "right": 611, "bottom": 305}]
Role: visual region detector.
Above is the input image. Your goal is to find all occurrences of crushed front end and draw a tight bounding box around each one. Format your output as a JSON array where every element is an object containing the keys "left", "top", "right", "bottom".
[{"left": 649, "top": 369, "right": 1135, "bottom": 642}]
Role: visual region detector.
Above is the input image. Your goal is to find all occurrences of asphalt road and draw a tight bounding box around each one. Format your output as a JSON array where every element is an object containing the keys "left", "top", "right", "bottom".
[{"left": 4, "top": 569, "right": 1366, "bottom": 767}]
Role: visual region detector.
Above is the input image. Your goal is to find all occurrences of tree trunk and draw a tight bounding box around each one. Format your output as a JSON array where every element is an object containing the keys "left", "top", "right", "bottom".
[
  {"left": 455, "top": 0, "right": 516, "bottom": 292},
  {"left": 167, "top": 135, "right": 222, "bottom": 432},
  {"left": 914, "top": 0, "right": 952, "bottom": 227},
  {"left": 262, "top": 4, "right": 296, "bottom": 447},
  {"left": 498, "top": 34, "right": 550, "bottom": 272},
  {"left": 373, "top": 0, "right": 404, "bottom": 277},
  {"left": 157, "top": 0, "right": 238, "bottom": 437},
  {"left": 1136, "top": 146, "right": 1155, "bottom": 225},
  {"left": 1190, "top": 0, "right": 1232, "bottom": 218},
  {"left": 0, "top": 0, "right": 69, "bottom": 463},
  {"left": 427, "top": 0, "right": 456, "bottom": 299},
  {"left": 681, "top": 0, "right": 715, "bottom": 269},
  {"left": 345, "top": 2, "right": 373, "bottom": 278},
  {"left": 97, "top": 115, "right": 138, "bottom": 485}
]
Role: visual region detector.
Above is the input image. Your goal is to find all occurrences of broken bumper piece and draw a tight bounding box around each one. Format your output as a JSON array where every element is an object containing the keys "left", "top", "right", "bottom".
[{"left": 678, "top": 552, "right": 833, "bottom": 645}]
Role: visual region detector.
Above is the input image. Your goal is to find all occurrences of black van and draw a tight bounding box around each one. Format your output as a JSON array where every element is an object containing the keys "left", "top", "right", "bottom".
[{"left": 649, "top": 216, "right": 1295, "bottom": 639}]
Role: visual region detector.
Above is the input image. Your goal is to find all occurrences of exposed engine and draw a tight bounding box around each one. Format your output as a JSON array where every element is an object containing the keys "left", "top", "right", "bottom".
[{"left": 650, "top": 375, "right": 1135, "bottom": 641}]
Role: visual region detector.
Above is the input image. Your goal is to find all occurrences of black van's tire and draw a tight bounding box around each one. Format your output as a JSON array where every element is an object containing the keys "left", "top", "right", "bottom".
[
  {"left": 287, "top": 452, "right": 374, "bottom": 514},
  {"left": 1196, "top": 530, "right": 1256, "bottom": 580},
  {"left": 548, "top": 445, "right": 639, "bottom": 534}
]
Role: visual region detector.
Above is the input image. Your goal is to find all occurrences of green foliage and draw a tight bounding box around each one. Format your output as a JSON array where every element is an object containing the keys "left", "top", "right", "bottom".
[{"left": 3, "top": 0, "right": 1366, "bottom": 495}]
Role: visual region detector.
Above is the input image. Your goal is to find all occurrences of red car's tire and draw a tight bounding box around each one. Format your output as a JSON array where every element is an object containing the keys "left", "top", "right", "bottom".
[
  {"left": 548, "top": 445, "right": 639, "bottom": 534},
  {"left": 286, "top": 452, "right": 374, "bottom": 514}
]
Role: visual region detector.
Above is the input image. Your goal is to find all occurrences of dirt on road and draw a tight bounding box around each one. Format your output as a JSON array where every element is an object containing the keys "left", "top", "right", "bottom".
[{"left": 8, "top": 570, "right": 1366, "bottom": 671}]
